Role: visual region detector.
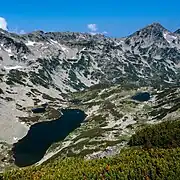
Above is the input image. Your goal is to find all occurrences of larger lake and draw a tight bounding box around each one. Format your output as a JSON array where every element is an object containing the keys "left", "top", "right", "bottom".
[{"left": 12, "top": 109, "right": 86, "bottom": 167}]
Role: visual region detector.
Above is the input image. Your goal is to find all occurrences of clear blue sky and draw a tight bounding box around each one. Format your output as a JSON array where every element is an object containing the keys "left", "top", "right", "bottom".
[{"left": 1, "top": 0, "right": 180, "bottom": 37}]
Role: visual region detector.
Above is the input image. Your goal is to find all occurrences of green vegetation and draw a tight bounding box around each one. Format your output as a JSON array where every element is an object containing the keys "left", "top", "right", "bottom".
[
  {"left": 88, "top": 83, "right": 111, "bottom": 90},
  {"left": 2, "top": 148, "right": 180, "bottom": 180},
  {"left": 1, "top": 82, "right": 180, "bottom": 180},
  {"left": 1, "top": 119, "right": 180, "bottom": 179},
  {"left": 45, "top": 108, "right": 61, "bottom": 120},
  {"left": 89, "top": 115, "right": 107, "bottom": 126},
  {"left": 129, "top": 120, "right": 180, "bottom": 148},
  {"left": 6, "top": 69, "right": 28, "bottom": 86},
  {"left": 73, "top": 127, "right": 108, "bottom": 141},
  {"left": 71, "top": 89, "right": 100, "bottom": 102},
  {"left": 18, "top": 116, "right": 40, "bottom": 124}
]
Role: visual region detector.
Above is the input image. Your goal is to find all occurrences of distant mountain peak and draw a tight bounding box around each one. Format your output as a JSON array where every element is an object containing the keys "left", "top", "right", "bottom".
[
  {"left": 139, "top": 22, "right": 167, "bottom": 34},
  {"left": 127, "top": 22, "right": 168, "bottom": 43},
  {"left": 147, "top": 22, "right": 165, "bottom": 29},
  {"left": 31, "top": 30, "right": 44, "bottom": 34}
]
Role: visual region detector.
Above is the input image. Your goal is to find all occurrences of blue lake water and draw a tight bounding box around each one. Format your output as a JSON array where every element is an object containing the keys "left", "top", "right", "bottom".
[
  {"left": 132, "top": 92, "right": 151, "bottom": 102},
  {"left": 12, "top": 109, "right": 86, "bottom": 167}
]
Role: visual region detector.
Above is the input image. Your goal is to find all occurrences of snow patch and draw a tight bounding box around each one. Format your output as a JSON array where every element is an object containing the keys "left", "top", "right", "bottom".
[
  {"left": 50, "top": 39, "right": 69, "bottom": 53},
  {"left": 163, "top": 32, "right": 177, "bottom": 44},
  {"left": 13, "top": 137, "right": 18, "bottom": 142},
  {"left": 5, "top": 48, "right": 12, "bottom": 54},
  {"left": 60, "top": 44, "right": 68, "bottom": 52},
  {"left": 4, "top": 65, "right": 24, "bottom": 70},
  {"left": 26, "top": 41, "right": 36, "bottom": 46}
]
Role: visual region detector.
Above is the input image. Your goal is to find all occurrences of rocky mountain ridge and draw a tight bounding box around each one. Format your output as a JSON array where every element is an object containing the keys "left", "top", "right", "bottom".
[
  {"left": 0, "top": 23, "right": 180, "bottom": 172},
  {"left": 0, "top": 23, "right": 179, "bottom": 169}
]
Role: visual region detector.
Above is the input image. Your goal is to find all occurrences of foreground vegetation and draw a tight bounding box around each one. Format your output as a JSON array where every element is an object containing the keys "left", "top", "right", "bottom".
[
  {"left": 129, "top": 120, "right": 180, "bottom": 148},
  {"left": 2, "top": 148, "right": 180, "bottom": 180},
  {"left": 1, "top": 119, "right": 180, "bottom": 179}
]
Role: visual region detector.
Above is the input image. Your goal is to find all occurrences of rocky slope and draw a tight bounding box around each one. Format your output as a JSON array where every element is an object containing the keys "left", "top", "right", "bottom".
[
  {"left": 0, "top": 23, "right": 180, "bottom": 170},
  {"left": 37, "top": 85, "right": 179, "bottom": 164},
  {"left": 0, "top": 84, "right": 179, "bottom": 171}
]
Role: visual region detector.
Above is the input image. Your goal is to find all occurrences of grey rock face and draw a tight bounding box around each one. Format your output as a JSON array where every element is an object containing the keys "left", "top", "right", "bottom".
[{"left": 0, "top": 23, "right": 180, "bottom": 144}]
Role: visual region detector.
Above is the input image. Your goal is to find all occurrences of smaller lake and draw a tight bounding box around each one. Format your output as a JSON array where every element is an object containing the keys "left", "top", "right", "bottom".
[
  {"left": 131, "top": 92, "right": 151, "bottom": 102},
  {"left": 12, "top": 109, "right": 86, "bottom": 167}
]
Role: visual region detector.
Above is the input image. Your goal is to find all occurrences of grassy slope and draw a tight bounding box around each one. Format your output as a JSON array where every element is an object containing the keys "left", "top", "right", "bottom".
[
  {"left": 45, "top": 85, "right": 180, "bottom": 159},
  {"left": 129, "top": 120, "right": 180, "bottom": 148},
  {"left": 1, "top": 85, "right": 180, "bottom": 178},
  {"left": 2, "top": 148, "right": 180, "bottom": 180},
  {"left": 2, "top": 119, "right": 180, "bottom": 180}
]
